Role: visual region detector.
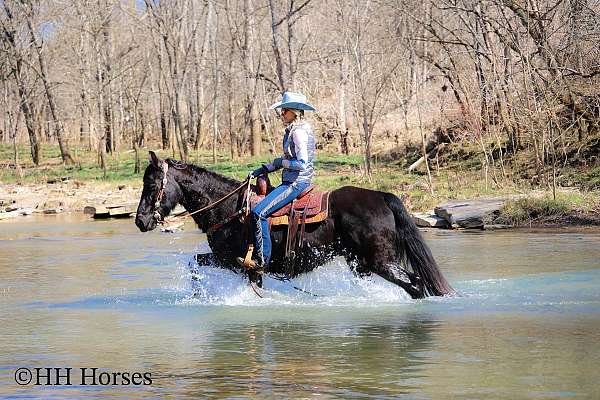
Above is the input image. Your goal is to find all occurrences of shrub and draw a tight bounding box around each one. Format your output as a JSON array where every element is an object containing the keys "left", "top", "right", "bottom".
[{"left": 497, "top": 196, "right": 570, "bottom": 225}]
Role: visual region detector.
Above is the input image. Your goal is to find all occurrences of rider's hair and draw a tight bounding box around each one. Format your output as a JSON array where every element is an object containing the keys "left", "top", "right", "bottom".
[{"left": 290, "top": 109, "right": 305, "bottom": 119}]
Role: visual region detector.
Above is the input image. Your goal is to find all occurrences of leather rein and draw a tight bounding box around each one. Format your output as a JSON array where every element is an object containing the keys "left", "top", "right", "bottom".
[{"left": 153, "top": 160, "right": 250, "bottom": 227}]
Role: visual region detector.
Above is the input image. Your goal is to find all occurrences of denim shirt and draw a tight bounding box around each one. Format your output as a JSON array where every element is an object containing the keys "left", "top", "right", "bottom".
[{"left": 280, "top": 120, "right": 315, "bottom": 185}]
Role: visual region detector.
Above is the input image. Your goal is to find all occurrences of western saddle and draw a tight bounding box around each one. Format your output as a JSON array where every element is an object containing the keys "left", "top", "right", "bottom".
[{"left": 239, "top": 174, "right": 330, "bottom": 270}]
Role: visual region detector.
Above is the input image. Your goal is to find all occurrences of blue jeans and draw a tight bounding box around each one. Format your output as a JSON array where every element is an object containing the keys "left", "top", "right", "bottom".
[{"left": 251, "top": 181, "right": 310, "bottom": 267}]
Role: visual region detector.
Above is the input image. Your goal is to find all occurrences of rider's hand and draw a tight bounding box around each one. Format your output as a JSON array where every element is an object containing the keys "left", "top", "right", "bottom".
[
  {"left": 249, "top": 165, "right": 266, "bottom": 180},
  {"left": 272, "top": 157, "right": 283, "bottom": 168}
]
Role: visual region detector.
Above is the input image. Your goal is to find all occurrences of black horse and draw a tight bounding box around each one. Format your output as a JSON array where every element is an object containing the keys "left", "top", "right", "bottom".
[{"left": 135, "top": 151, "right": 454, "bottom": 299}]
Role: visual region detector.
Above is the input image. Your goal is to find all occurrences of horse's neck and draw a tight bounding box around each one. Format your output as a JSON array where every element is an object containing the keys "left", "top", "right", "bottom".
[{"left": 174, "top": 167, "right": 240, "bottom": 229}]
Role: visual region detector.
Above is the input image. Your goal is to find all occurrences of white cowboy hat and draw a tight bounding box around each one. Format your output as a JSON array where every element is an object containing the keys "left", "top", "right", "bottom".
[{"left": 269, "top": 91, "right": 316, "bottom": 111}]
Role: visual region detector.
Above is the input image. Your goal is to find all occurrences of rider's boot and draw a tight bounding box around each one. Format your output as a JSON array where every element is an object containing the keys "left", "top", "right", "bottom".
[{"left": 236, "top": 244, "right": 265, "bottom": 273}]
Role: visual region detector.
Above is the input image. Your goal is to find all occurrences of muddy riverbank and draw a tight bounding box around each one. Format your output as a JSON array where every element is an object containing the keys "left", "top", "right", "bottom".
[
  {"left": 1, "top": 181, "right": 599, "bottom": 229},
  {"left": 0, "top": 181, "right": 141, "bottom": 216}
]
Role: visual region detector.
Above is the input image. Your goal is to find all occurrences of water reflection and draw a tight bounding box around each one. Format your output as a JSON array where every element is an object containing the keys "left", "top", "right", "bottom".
[
  {"left": 2, "top": 216, "right": 600, "bottom": 398},
  {"left": 1, "top": 301, "right": 442, "bottom": 398},
  {"left": 137, "top": 312, "right": 440, "bottom": 398}
]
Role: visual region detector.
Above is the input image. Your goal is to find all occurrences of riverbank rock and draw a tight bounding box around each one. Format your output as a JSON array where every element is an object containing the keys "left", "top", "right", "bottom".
[
  {"left": 87, "top": 203, "right": 137, "bottom": 219},
  {"left": 434, "top": 198, "right": 513, "bottom": 229},
  {"left": 412, "top": 212, "right": 449, "bottom": 228},
  {"left": 1, "top": 182, "right": 144, "bottom": 218},
  {"left": 0, "top": 209, "right": 21, "bottom": 220},
  {"left": 0, "top": 207, "right": 34, "bottom": 220}
]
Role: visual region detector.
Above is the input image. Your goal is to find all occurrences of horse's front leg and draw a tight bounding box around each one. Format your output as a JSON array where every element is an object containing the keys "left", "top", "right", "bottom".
[{"left": 194, "top": 252, "right": 263, "bottom": 289}]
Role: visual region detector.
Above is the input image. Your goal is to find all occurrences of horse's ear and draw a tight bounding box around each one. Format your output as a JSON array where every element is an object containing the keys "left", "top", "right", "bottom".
[{"left": 149, "top": 151, "right": 161, "bottom": 169}]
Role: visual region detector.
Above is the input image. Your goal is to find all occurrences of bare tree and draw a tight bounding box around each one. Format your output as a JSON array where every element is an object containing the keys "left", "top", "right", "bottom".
[
  {"left": 225, "top": 0, "right": 264, "bottom": 155},
  {"left": 0, "top": 0, "right": 41, "bottom": 164},
  {"left": 341, "top": 0, "right": 401, "bottom": 179},
  {"left": 0, "top": 0, "right": 597, "bottom": 187},
  {"left": 144, "top": 0, "right": 201, "bottom": 161},
  {"left": 23, "top": 0, "right": 75, "bottom": 164},
  {"left": 267, "top": 0, "right": 313, "bottom": 92}
]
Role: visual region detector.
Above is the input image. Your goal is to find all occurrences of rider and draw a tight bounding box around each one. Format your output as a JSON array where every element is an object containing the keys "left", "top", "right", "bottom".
[{"left": 237, "top": 91, "right": 316, "bottom": 270}]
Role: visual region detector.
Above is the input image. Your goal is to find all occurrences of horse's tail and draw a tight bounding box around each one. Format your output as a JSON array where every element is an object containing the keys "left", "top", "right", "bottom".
[{"left": 384, "top": 193, "right": 454, "bottom": 296}]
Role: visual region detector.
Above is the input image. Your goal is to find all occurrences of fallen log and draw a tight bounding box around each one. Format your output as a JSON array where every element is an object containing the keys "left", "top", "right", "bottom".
[
  {"left": 108, "top": 206, "right": 136, "bottom": 218},
  {"left": 408, "top": 148, "right": 437, "bottom": 172},
  {"left": 92, "top": 206, "right": 110, "bottom": 219}
]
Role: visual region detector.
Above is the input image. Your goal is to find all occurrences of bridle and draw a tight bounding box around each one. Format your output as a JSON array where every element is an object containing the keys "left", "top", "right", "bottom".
[{"left": 151, "top": 159, "right": 251, "bottom": 227}]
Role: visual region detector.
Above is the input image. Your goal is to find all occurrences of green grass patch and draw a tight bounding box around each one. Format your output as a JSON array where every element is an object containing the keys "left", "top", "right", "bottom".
[
  {"left": 1, "top": 144, "right": 148, "bottom": 185},
  {"left": 496, "top": 195, "right": 571, "bottom": 225},
  {"left": 2, "top": 143, "right": 598, "bottom": 215},
  {"left": 563, "top": 165, "right": 600, "bottom": 190}
]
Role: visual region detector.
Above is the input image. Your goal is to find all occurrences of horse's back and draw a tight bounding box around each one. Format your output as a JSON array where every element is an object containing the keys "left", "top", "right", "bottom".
[
  {"left": 328, "top": 186, "right": 402, "bottom": 239},
  {"left": 330, "top": 185, "right": 397, "bottom": 216}
]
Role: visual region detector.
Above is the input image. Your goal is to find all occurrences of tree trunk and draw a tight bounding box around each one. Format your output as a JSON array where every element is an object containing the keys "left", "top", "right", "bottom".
[
  {"left": 152, "top": 41, "right": 168, "bottom": 150},
  {"left": 211, "top": 8, "right": 219, "bottom": 164},
  {"left": 338, "top": 44, "right": 349, "bottom": 155},
  {"left": 226, "top": 38, "right": 236, "bottom": 160},
  {"left": 117, "top": 77, "right": 125, "bottom": 154},
  {"left": 268, "top": 0, "right": 288, "bottom": 91},
  {"left": 133, "top": 111, "right": 142, "bottom": 174},
  {"left": 173, "top": 90, "right": 188, "bottom": 161},
  {"left": 360, "top": 99, "right": 372, "bottom": 180},
  {"left": 243, "top": 0, "right": 262, "bottom": 156},
  {"left": 1, "top": 2, "right": 40, "bottom": 164},
  {"left": 4, "top": 82, "right": 21, "bottom": 167},
  {"left": 95, "top": 34, "right": 107, "bottom": 177},
  {"left": 417, "top": 102, "right": 434, "bottom": 194},
  {"left": 104, "top": 101, "right": 112, "bottom": 154},
  {"left": 192, "top": 1, "right": 212, "bottom": 151},
  {"left": 26, "top": 16, "right": 74, "bottom": 164},
  {"left": 286, "top": 2, "right": 296, "bottom": 90},
  {"left": 15, "top": 77, "right": 40, "bottom": 165}
]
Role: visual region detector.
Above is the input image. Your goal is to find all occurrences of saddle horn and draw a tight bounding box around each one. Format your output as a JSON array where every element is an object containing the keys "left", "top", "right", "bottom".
[{"left": 256, "top": 174, "right": 270, "bottom": 196}]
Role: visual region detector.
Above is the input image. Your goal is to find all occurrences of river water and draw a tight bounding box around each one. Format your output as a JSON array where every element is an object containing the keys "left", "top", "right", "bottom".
[{"left": 1, "top": 215, "right": 600, "bottom": 399}]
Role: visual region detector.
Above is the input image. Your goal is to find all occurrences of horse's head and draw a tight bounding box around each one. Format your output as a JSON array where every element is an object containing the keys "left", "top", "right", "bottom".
[{"left": 135, "top": 151, "right": 183, "bottom": 232}]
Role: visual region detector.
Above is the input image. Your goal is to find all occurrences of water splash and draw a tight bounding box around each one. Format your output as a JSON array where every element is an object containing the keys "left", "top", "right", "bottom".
[{"left": 174, "top": 253, "right": 413, "bottom": 307}]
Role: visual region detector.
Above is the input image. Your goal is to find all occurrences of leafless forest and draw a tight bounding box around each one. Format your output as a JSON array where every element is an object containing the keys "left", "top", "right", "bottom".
[{"left": 1, "top": 0, "right": 599, "bottom": 179}]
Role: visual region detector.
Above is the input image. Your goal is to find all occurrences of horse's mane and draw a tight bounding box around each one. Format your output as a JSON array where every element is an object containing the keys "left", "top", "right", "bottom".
[{"left": 166, "top": 158, "right": 241, "bottom": 188}]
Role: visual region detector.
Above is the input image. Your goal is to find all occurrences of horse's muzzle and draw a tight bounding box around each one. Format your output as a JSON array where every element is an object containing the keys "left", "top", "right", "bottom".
[{"left": 135, "top": 213, "right": 157, "bottom": 232}]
